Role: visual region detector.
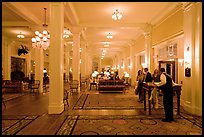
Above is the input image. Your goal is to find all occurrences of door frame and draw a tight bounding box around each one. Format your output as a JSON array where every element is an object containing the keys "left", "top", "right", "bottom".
[{"left": 159, "top": 61, "right": 175, "bottom": 82}]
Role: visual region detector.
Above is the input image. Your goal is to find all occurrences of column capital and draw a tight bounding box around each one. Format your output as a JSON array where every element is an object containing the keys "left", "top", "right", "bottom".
[
  {"left": 144, "top": 32, "right": 151, "bottom": 38},
  {"left": 128, "top": 39, "right": 136, "bottom": 46},
  {"left": 70, "top": 26, "right": 83, "bottom": 35},
  {"left": 140, "top": 23, "right": 152, "bottom": 34}
]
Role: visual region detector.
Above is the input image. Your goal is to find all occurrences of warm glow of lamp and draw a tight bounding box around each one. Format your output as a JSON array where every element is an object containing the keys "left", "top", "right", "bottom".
[
  {"left": 104, "top": 43, "right": 110, "bottom": 47},
  {"left": 63, "top": 28, "right": 72, "bottom": 38},
  {"left": 112, "top": 9, "right": 123, "bottom": 20},
  {"left": 17, "top": 32, "right": 25, "bottom": 38},
  {"left": 124, "top": 73, "right": 130, "bottom": 78},
  {"left": 107, "top": 33, "right": 113, "bottom": 39},
  {"left": 184, "top": 46, "right": 191, "bottom": 68},
  {"left": 142, "top": 63, "right": 146, "bottom": 68},
  {"left": 92, "top": 73, "right": 97, "bottom": 77}
]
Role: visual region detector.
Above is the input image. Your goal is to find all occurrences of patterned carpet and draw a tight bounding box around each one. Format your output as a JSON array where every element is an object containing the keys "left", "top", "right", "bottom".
[
  {"left": 2, "top": 115, "right": 39, "bottom": 135},
  {"left": 56, "top": 115, "right": 202, "bottom": 135},
  {"left": 72, "top": 92, "right": 179, "bottom": 110}
]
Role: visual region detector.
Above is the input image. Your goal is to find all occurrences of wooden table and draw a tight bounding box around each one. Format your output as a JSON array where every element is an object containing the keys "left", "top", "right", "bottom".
[{"left": 142, "top": 82, "right": 182, "bottom": 115}]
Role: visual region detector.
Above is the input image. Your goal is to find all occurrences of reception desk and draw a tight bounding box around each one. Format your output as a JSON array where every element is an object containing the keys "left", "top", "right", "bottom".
[{"left": 142, "top": 82, "right": 182, "bottom": 115}]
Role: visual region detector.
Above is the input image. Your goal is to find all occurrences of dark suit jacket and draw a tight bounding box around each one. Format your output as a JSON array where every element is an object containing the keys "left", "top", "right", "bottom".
[{"left": 145, "top": 72, "right": 152, "bottom": 82}]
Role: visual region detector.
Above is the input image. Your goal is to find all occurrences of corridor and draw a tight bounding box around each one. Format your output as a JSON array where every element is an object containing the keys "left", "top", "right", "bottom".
[{"left": 2, "top": 85, "right": 202, "bottom": 135}]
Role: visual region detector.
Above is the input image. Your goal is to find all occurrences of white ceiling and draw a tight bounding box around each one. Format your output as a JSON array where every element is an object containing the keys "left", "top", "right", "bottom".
[{"left": 2, "top": 2, "right": 180, "bottom": 59}]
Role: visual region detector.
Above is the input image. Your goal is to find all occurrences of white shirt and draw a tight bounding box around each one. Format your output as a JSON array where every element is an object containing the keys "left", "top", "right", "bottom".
[{"left": 156, "top": 72, "right": 175, "bottom": 87}]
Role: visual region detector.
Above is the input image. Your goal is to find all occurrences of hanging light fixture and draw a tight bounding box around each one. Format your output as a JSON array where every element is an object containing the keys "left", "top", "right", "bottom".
[
  {"left": 104, "top": 42, "right": 110, "bottom": 47},
  {"left": 63, "top": 28, "right": 72, "bottom": 39},
  {"left": 31, "top": 8, "right": 50, "bottom": 50},
  {"left": 17, "top": 32, "right": 25, "bottom": 38},
  {"left": 112, "top": 9, "right": 122, "bottom": 21},
  {"left": 107, "top": 33, "right": 113, "bottom": 39}
]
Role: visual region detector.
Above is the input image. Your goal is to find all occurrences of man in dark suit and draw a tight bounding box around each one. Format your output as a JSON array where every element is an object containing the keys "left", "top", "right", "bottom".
[
  {"left": 155, "top": 68, "right": 174, "bottom": 122},
  {"left": 144, "top": 68, "right": 152, "bottom": 82}
]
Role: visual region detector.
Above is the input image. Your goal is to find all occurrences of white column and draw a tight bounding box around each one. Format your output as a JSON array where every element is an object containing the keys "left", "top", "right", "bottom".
[
  {"left": 64, "top": 44, "right": 70, "bottom": 79},
  {"left": 129, "top": 44, "right": 135, "bottom": 86},
  {"left": 26, "top": 51, "right": 32, "bottom": 77},
  {"left": 2, "top": 38, "right": 11, "bottom": 80},
  {"left": 99, "top": 58, "right": 102, "bottom": 72},
  {"left": 85, "top": 48, "right": 89, "bottom": 76},
  {"left": 72, "top": 27, "right": 81, "bottom": 92},
  {"left": 80, "top": 41, "right": 86, "bottom": 77},
  {"left": 117, "top": 52, "right": 123, "bottom": 78},
  {"left": 144, "top": 32, "right": 153, "bottom": 72},
  {"left": 89, "top": 54, "right": 93, "bottom": 76},
  {"left": 183, "top": 2, "right": 202, "bottom": 115},
  {"left": 48, "top": 2, "right": 64, "bottom": 114},
  {"left": 34, "top": 48, "right": 44, "bottom": 92}
]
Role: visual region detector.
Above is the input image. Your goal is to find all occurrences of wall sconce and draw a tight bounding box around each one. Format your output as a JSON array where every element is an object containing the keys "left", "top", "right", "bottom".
[
  {"left": 141, "top": 63, "right": 146, "bottom": 68},
  {"left": 178, "top": 59, "right": 184, "bottom": 66},
  {"left": 128, "top": 65, "right": 132, "bottom": 69},
  {"left": 184, "top": 46, "right": 191, "bottom": 77},
  {"left": 117, "top": 65, "right": 120, "bottom": 69}
]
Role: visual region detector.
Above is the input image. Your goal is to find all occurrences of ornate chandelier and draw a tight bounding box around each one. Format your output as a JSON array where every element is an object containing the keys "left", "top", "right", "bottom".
[
  {"left": 112, "top": 9, "right": 122, "bottom": 21},
  {"left": 31, "top": 8, "right": 50, "bottom": 50}
]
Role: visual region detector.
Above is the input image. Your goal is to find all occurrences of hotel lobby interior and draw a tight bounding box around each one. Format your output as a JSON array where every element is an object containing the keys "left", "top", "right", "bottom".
[{"left": 2, "top": 2, "right": 202, "bottom": 135}]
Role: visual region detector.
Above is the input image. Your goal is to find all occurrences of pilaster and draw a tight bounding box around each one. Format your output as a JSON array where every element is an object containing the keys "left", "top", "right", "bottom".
[{"left": 182, "top": 2, "right": 202, "bottom": 116}]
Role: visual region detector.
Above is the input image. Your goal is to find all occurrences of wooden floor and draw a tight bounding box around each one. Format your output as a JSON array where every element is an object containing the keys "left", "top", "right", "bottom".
[{"left": 2, "top": 84, "right": 202, "bottom": 135}]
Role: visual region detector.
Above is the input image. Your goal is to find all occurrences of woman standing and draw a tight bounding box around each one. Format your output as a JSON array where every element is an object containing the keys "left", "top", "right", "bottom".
[
  {"left": 152, "top": 69, "right": 160, "bottom": 82},
  {"left": 135, "top": 70, "right": 145, "bottom": 103},
  {"left": 150, "top": 69, "right": 161, "bottom": 109}
]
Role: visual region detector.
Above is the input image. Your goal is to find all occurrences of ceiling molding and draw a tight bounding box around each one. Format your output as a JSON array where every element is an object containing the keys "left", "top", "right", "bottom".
[
  {"left": 3, "top": 2, "right": 41, "bottom": 26},
  {"left": 78, "top": 23, "right": 147, "bottom": 29},
  {"left": 152, "top": 2, "right": 183, "bottom": 29}
]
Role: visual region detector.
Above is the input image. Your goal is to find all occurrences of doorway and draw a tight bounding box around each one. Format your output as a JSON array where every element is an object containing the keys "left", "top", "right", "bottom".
[{"left": 159, "top": 61, "right": 175, "bottom": 82}]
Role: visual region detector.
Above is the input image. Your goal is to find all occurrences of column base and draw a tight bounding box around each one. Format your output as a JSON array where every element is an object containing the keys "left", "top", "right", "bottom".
[{"left": 48, "top": 103, "right": 64, "bottom": 114}]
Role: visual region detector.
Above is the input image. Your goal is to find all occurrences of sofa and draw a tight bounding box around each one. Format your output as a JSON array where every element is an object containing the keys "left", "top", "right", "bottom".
[
  {"left": 2, "top": 80, "right": 22, "bottom": 93},
  {"left": 98, "top": 79, "right": 125, "bottom": 91}
]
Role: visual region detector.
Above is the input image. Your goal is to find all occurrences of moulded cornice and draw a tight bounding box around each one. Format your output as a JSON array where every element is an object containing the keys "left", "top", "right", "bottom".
[
  {"left": 3, "top": 2, "right": 41, "bottom": 26},
  {"left": 153, "top": 2, "right": 183, "bottom": 29}
]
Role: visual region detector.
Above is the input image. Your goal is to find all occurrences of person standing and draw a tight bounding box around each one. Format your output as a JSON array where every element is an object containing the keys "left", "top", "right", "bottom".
[
  {"left": 155, "top": 68, "right": 174, "bottom": 122},
  {"left": 149, "top": 69, "right": 161, "bottom": 109},
  {"left": 152, "top": 69, "right": 160, "bottom": 82},
  {"left": 144, "top": 68, "right": 152, "bottom": 82},
  {"left": 135, "top": 70, "right": 145, "bottom": 103}
]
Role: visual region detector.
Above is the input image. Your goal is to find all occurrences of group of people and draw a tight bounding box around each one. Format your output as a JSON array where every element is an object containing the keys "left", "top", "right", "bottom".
[{"left": 135, "top": 67, "right": 175, "bottom": 122}]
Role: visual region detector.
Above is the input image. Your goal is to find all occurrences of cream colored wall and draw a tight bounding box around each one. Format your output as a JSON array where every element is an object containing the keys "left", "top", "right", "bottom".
[
  {"left": 2, "top": 35, "right": 50, "bottom": 78},
  {"left": 101, "top": 58, "right": 113, "bottom": 68},
  {"left": 134, "top": 35, "right": 145, "bottom": 53},
  {"left": 152, "top": 3, "right": 202, "bottom": 116},
  {"left": 152, "top": 9, "right": 183, "bottom": 46}
]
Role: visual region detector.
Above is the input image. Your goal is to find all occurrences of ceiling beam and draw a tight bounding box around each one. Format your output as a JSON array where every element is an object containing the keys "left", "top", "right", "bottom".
[
  {"left": 2, "top": 21, "right": 31, "bottom": 27},
  {"left": 3, "top": 2, "right": 41, "bottom": 26},
  {"left": 64, "top": 2, "right": 79, "bottom": 25}
]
